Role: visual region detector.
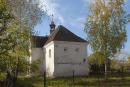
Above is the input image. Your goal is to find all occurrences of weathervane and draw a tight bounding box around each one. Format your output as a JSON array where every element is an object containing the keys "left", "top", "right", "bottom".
[{"left": 59, "top": 21, "right": 62, "bottom": 25}]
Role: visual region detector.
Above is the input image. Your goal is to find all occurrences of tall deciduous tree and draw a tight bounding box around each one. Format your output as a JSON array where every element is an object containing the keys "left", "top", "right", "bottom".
[
  {"left": 0, "top": 0, "right": 45, "bottom": 86},
  {"left": 85, "top": 0, "right": 129, "bottom": 79},
  {"left": 6, "top": 0, "right": 45, "bottom": 27}
]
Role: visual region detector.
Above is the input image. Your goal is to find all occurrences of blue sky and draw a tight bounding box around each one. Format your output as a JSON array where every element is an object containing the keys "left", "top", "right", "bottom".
[{"left": 35, "top": 0, "right": 130, "bottom": 55}]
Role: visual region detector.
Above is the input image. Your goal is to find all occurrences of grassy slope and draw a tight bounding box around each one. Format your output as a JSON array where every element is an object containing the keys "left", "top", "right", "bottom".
[{"left": 15, "top": 75, "right": 130, "bottom": 87}]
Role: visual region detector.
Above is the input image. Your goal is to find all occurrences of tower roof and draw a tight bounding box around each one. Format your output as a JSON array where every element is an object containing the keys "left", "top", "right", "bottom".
[{"left": 45, "top": 25, "right": 87, "bottom": 44}]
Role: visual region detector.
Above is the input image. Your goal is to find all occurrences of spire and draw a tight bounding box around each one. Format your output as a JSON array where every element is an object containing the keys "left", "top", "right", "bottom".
[{"left": 50, "top": 14, "right": 55, "bottom": 33}]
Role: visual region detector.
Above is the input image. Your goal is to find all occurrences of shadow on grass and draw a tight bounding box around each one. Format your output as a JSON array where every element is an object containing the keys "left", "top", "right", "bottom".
[
  {"left": 16, "top": 78, "right": 35, "bottom": 87},
  {"left": 74, "top": 78, "right": 130, "bottom": 87},
  {"left": 15, "top": 76, "right": 130, "bottom": 87}
]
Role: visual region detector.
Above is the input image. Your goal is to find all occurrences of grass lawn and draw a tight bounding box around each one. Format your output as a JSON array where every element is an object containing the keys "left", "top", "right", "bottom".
[{"left": 15, "top": 75, "right": 130, "bottom": 87}]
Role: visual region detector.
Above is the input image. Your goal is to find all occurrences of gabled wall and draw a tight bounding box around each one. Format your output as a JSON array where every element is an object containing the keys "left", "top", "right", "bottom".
[
  {"left": 53, "top": 41, "right": 89, "bottom": 77},
  {"left": 44, "top": 41, "right": 55, "bottom": 77}
]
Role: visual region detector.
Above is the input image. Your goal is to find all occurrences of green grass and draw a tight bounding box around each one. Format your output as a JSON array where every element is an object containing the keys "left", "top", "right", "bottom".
[
  {"left": 15, "top": 75, "right": 130, "bottom": 87},
  {"left": 0, "top": 73, "right": 6, "bottom": 80}
]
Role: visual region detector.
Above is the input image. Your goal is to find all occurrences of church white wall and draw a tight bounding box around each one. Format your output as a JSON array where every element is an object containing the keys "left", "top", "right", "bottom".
[
  {"left": 53, "top": 41, "right": 89, "bottom": 77},
  {"left": 31, "top": 48, "right": 44, "bottom": 61},
  {"left": 44, "top": 41, "right": 55, "bottom": 77},
  {"left": 31, "top": 48, "right": 45, "bottom": 73}
]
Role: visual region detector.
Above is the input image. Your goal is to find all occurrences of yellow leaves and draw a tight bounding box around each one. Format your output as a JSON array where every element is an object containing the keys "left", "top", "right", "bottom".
[
  {"left": 3, "top": 19, "right": 30, "bottom": 59},
  {"left": 8, "top": 44, "right": 29, "bottom": 58},
  {"left": 127, "top": 56, "right": 130, "bottom": 64},
  {"left": 90, "top": 0, "right": 125, "bottom": 23},
  {"left": 87, "top": 16, "right": 93, "bottom": 22},
  {"left": 89, "top": 28, "right": 99, "bottom": 35},
  {"left": 88, "top": 51, "right": 108, "bottom": 65},
  {"left": 0, "top": 0, "right": 6, "bottom": 7},
  {"left": 111, "top": 59, "right": 121, "bottom": 70},
  {"left": 119, "top": 32, "right": 126, "bottom": 40}
]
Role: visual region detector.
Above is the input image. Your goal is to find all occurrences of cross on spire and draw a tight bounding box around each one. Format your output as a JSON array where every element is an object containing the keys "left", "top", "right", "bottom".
[{"left": 51, "top": 14, "right": 54, "bottom": 22}]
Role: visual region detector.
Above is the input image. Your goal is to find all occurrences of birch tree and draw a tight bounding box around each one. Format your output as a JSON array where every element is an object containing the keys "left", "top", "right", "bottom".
[{"left": 85, "top": 0, "right": 130, "bottom": 79}]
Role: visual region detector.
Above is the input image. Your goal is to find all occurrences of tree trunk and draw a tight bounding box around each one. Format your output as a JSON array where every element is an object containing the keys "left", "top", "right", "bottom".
[
  {"left": 105, "top": 58, "right": 108, "bottom": 80},
  {"left": 5, "top": 71, "right": 13, "bottom": 87},
  {"left": 105, "top": 63, "right": 107, "bottom": 80},
  {"left": 4, "top": 57, "right": 19, "bottom": 87},
  {"left": 4, "top": 71, "right": 16, "bottom": 87}
]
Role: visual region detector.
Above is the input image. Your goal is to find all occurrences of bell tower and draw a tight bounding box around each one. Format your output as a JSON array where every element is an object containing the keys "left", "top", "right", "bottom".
[{"left": 50, "top": 15, "right": 55, "bottom": 33}]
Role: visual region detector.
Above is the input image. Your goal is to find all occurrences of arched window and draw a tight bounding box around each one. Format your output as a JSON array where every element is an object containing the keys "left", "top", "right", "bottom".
[
  {"left": 49, "top": 49, "right": 51, "bottom": 58},
  {"left": 83, "top": 59, "right": 86, "bottom": 62}
]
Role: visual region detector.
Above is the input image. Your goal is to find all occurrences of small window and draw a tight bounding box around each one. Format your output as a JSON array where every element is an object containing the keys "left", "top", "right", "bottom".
[
  {"left": 64, "top": 47, "right": 67, "bottom": 52},
  {"left": 49, "top": 49, "right": 51, "bottom": 58},
  {"left": 83, "top": 59, "right": 86, "bottom": 62},
  {"left": 55, "top": 45, "right": 58, "bottom": 47},
  {"left": 75, "top": 48, "right": 79, "bottom": 52}
]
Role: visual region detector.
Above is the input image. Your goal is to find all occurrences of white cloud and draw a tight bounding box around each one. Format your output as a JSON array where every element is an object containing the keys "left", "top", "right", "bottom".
[
  {"left": 39, "top": 0, "right": 64, "bottom": 23},
  {"left": 83, "top": 0, "right": 94, "bottom": 4},
  {"left": 73, "top": 17, "right": 86, "bottom": 27}
]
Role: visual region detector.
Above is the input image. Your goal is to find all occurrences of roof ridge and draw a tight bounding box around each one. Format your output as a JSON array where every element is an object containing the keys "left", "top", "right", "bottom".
[
  {"left": 44, "top": 26, "right": 60, "bottom": 44},
  {"left": 32, "top": 35, "right": 48, "bottom": 37},
  {"left": 45, "top": 25, "right": 87, "bottom": 45},
  {"left": 53, "top": 26, "right": 60, "bottom": 39}
]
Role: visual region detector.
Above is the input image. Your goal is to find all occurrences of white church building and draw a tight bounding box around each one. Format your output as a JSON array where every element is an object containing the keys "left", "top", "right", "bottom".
[{"left": 31, "top": 20, "right": 89, "bottom": 77}]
